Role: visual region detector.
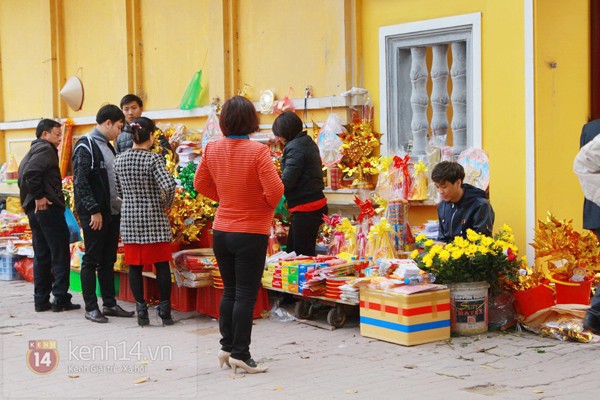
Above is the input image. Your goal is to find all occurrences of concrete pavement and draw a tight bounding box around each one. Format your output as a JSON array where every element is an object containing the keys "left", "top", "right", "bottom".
[{"left": 1, "top": 279, "right": 599, "bottom": 400}]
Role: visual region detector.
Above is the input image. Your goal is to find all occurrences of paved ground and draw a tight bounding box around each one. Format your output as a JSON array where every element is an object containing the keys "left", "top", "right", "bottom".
[{"left": 1, "top": 279, "right": 599, "bottom": 400}]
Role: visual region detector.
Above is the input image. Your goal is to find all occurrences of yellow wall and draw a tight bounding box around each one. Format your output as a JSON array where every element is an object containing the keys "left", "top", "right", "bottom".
[
  {"left": 0, "top": 0, "right": 53, "bottom": 120},
  {"left": 0, "top": 0, "right": 352, "bottom": 166},
  {"left": 360, "top": 0, "right": 529, "bottom": 250},
  {"left": 236, "top": 0, "right": 350, "bottom": 100},
  {"left": 62, "top": 0, "right": 128, "bottom": 116},
  {"left": 534, "top": 0, "right": 589, "bottom": 230},
  {"left": 140, "top": 0, "right": 210, "bottom": 110}
]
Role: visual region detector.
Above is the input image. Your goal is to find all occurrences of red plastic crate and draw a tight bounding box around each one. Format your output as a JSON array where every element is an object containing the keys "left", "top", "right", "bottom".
[
  {"left": 116, "top": 272, "right": 134, "bottom": 302},
  {"left": 143, "top": 276, "right": 161, "bottom": 302},
  {"left": 171, "top": 284, "right": 198, "bottom": 312},
  {"left": 195, "top": 286, "right": 270, "bottom": 319}
]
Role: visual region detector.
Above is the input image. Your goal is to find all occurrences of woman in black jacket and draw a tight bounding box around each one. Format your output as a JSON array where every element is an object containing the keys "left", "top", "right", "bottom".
[{"left": 272, "top": 112, "right": 327, "bottom": 256}]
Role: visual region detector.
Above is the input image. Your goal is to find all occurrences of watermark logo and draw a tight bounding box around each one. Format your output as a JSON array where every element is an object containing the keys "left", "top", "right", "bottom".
[{"left": 26, "top": 340, "right": 59, "bottom": 375}]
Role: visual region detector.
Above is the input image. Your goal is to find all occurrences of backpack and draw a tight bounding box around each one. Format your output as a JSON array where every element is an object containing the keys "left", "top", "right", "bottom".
[{"left": 73, "top": 134, "right": 99, "bottom": 170}]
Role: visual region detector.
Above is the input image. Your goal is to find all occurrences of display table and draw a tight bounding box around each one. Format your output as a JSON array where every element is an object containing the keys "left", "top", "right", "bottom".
[{"left": 0, "top": 182, "right": 19, "bottom": 197}]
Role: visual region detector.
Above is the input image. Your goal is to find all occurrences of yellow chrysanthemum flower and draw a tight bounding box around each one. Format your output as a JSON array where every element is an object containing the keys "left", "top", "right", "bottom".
[
  {"left": 454, "top": 237, "right": 468, "bottom": 248},
  {"left": 451, "top": 250, "right": 464, "bottom": 260},
  {"left": 410, "top": 250, "right": 419, "bottom": 259},
  {"left": 424, "top": 239, "right": 435, "bottom": 247},
  {"left": 439, "top": 249, "right": 450, "bottom": 262},
  {"left": 481, "top": 236, "right": 494, "bottom": 247},
  {"left": 429, "top": 245, "right": 443, "bottom": 256},
  {"left": 466, "top": 229, "right": 480, "bottom": 242},
  {"left": 415, "top": 233, "right": 427, "bottom": 242},
  {"left": 422, "top": 254, "right": 433, "bottom": 267}
]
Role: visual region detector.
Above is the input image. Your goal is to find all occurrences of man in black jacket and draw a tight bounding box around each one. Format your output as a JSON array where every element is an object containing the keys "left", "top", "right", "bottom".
[
  {"left": 431, "top": 161, "right": 495, "bottom": 243},
  {"left": 18, "top": 119, "right": 80, "bottom": 312},
  {"left": 73, "top": 105, "right": 134, "bottom": 323}
]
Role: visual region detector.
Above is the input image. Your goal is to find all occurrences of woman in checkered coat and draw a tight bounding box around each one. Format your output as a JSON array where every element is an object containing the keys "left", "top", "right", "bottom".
[{"left": 114, "top": 117, "right": 176, "bottom": 327}]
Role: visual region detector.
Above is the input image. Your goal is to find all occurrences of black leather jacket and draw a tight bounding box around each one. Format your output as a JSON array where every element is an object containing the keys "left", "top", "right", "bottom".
[
  {"left": 18, "top": 139, "right": 65, "bottom": 213},
  {"left": 437, "top": 183, "right": 495, "bottom": 242},
  {"left": 280, "top": 131, "right": 325, "bottom": 209}
]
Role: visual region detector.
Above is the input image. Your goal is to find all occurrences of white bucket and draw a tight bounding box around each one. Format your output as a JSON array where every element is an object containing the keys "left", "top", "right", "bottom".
[{"left": 447, "top": 282, "right": 490, "bottom": 336}]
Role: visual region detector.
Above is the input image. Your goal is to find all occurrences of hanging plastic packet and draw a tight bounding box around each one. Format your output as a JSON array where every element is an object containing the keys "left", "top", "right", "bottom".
[
  {"left": 317, "top": 113, "right": 345, "bottom": 167},
  {"left": 201, "top": 109, "right": 223, "bottom": 150},
  {"left": 179, "top": 70, "right": 203, "bottom": 110},
  {"left": 274, "top": 87, "right": 295, "bottom": 114}
]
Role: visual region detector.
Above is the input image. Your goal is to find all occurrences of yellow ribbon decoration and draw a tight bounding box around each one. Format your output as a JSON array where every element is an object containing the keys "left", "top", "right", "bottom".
[
  {"left": 414, "top": 159, "right": 428, "bottom": 173},
  {"left": 370, "top": 193, "right": 388, "bottom": 215},
  {"left": 367, "top": 218, "right": 397, "bottom": 259},
  {"left": 377, "top": 155, "right": 394, "bottom": 172}
]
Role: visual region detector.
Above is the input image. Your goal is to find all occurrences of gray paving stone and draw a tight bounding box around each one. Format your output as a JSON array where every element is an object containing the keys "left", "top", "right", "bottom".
[{"left": 0, "top": 280, "right": 597, "bottom": 399}]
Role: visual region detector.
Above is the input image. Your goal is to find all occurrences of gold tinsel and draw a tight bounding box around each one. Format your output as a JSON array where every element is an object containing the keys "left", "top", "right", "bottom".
[
  {"left": 531, "top": 212, "right": 600, "bottom": 281},
  {"left": 168, "top": 187, "right": 217, "bottom": 243},
  {"left": 338, "top": 115, "right": 381, "bottom": 185}
]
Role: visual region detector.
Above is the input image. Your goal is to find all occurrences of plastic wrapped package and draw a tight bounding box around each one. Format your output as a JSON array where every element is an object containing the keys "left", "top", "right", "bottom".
[
  {"left": 317, "top": 114, "right": 345, "bottom": 167},
  {"left": 520, "top": 304, "right": 600, "bottom": 343}
]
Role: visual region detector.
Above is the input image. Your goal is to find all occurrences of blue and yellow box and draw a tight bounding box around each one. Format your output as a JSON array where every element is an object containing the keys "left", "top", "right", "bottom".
[{"left": 359, "top": 288, "right": 450, "bottom": 346}]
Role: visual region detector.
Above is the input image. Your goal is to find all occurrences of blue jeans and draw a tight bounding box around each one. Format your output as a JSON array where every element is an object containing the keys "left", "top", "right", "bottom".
[
  {"left": 213, "top": 230, "right": 268, "bottom": 361},
  {"left": 27, "top": 207, "right": 72, "bottom": 306}
]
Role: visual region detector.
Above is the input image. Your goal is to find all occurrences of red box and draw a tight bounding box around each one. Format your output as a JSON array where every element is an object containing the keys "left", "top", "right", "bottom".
[
  {"left": 195, "top": 286, "right": 270, "bottom": 319},
  {"left": 171, "top": 284, "right": 198, "bottom": 312},
  {"left": 116, "top": 272, "right": 134, "bottom": 302}
]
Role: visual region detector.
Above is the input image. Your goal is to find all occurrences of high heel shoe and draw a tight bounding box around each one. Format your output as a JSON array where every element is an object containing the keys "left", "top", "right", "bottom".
[
  {"left": 218, "top": 350, "right": 231, "bottom": 368},
  {"left": 229, "top": 357, "right": 268, "bottom": 374},
  {"left": 136, "top": 302, "right": 150, "bottom": 327},
  {"left": 158, "top": 300, "right": 174, "bottom": 326}
]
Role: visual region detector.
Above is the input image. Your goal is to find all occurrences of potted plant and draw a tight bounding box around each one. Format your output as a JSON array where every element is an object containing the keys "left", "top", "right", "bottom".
[{"left": 411, "top": 225, "right": 522, "bottom": 335}]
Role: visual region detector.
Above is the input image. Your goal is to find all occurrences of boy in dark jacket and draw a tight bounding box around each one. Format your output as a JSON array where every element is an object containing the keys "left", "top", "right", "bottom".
[
  {"left": 18, "top": 119, "right": 80, "bottom": 312},
  {"left": 115, "top": 94, "right": 173, "bottom": 156},
  {"left": 431, "top": 161, "right": 494, "bottom": 243},
  {"left": 73, "top": 104, "right": 134, "bottom": 323}
]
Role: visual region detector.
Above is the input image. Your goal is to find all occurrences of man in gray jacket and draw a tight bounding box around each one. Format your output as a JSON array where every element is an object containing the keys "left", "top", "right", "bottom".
[
  {"left": 573, "top": 133, "right": 600, "bottom": 335},
  {"left": 18, "top": 119, "right": 80, "bottom": 312},
  {"left": 73, "top": 105, "right": 134, "bottom": 323}
]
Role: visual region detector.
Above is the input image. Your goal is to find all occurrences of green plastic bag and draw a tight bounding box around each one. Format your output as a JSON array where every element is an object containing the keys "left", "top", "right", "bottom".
[
  {"left": 179, "top": 70, "right": 203, "bottom": 110},
  {"left": 274, "top": 195, "right": 289, "bottom": 220}
]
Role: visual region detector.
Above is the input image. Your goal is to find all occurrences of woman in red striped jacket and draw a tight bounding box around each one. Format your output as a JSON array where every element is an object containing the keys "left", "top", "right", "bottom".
[{"left": 194, "top": 96, "right": 283, "bottom": 374}]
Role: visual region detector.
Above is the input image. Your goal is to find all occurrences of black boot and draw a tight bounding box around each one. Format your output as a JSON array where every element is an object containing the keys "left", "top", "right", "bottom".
[
  {"left": 136, "top": 302, "right": 150, "bottom": 327},
  {"left": 158, "top": 300, "right": 174, "bottom": 326}
]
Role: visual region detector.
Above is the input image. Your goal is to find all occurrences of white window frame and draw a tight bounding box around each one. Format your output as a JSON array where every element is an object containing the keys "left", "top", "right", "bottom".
[{"left": 379, "top": 13, "right": 482, "bottom": 155}]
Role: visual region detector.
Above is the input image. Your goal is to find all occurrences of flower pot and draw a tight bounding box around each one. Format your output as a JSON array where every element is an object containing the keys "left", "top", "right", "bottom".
[
  {"left": 554, "top": 275, "right": 593, "bottom": 305},
  {"left": 512, "top": 285, "right": 555, "bottom": 317},
  {"left": 447, "top": 281, "right": 489, "bottom": 336}
]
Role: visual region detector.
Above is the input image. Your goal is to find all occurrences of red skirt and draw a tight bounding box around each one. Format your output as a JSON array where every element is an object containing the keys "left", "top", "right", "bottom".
[{"left": 124, "top": 242, "right": 173, "bottom": 265}]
